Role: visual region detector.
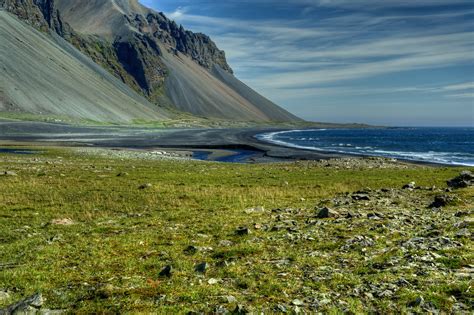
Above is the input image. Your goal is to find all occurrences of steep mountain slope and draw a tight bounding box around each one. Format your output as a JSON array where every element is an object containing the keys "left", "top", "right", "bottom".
[
  {"left": 53, "top": 0, "right": 301, "bottom": 122},
  {"left": 0, "top": 11, "right": 167, "bottom": 123}
]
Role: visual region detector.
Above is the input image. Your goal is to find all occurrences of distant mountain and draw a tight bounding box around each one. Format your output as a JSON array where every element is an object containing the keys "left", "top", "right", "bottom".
[{"left": 0, "top": 0, "right": 301, "bottom": 122}]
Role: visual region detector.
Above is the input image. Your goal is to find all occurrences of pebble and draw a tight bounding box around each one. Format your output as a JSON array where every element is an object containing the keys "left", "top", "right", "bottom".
[
  {"left": 158, "top": 265, "right": 172, "bottom": 278},
  {"left": 195, "top": 262, "right": 208, "bottom": 273}
]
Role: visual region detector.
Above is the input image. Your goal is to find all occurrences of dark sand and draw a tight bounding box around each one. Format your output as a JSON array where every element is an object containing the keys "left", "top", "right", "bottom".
[{"left": 0, "top": 121, "right": 345, "bottom": 162}]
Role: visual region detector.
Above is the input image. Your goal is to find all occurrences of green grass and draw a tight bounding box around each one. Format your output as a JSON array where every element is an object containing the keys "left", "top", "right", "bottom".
[{"left": 0, "top": 148, "right": 472, "bottom": 313}]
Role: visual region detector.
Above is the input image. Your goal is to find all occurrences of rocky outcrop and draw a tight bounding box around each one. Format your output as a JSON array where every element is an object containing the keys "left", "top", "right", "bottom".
[
  {"left": 2, "top": 0, "right": 301, "bottom": 122},
  {"left": 1, "top": 0, "right": 70, "bottom": 37}
]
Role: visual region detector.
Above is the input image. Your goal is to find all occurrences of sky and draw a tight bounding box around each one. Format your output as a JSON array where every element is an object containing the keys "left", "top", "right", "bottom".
[{"left": 139, "top": 0, "right": 474, "bottom": 126}]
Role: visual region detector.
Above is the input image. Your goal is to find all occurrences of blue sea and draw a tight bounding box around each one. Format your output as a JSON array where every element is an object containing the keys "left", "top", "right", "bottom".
[{"left": 256, "top": 128, "right": 474, "bottom": 166}]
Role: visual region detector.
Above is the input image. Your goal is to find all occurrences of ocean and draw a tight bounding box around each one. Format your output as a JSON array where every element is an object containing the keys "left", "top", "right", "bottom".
[{"left": 256, "top": 127, "right": 474, "bottom": 166}]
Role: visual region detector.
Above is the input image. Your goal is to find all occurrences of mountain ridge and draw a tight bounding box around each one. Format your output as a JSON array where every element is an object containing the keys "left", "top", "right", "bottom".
[{"left": 1, "top": 0, "right": 302, "bottom": 122}]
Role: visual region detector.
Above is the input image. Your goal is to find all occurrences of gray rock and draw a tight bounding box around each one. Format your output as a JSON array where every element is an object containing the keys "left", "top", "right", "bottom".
[
  {"left": 138, "top": 183, "right": 152, "bottom": 190},
  {"left": 317, "top": 207, "right": 339, "bottom": 219},
  {"left": 158, "top": 265, "right": 172, "bottom": 277},
  {"left": 352, "top": 193, "right": 370, "bottom": 201},
  {"left": 184, "top": 245, "right": 198, "bottom": 255},
  {"left": 235, "top": 227, "right": 250, "bottom": 236},
  {"left": 429, "top": 195, "right": 456, "bottom": 208},
  {"left": 194, "top": 262, "right": 208, "bottom": 273},
  {"left": 408, "top": 296, "right": 424, "bottom": 307},
  {"left": 1, "top": 293, "right": 43, "bottom": 314},
  {"left": 1, "top": 171, "right": 17, "bottom": 176},
  {"left": 447, "top": 170, "right": 473, "bottom": 188},
  {"left": 402, "top": 182, "right": 416, "bottom": 190}
]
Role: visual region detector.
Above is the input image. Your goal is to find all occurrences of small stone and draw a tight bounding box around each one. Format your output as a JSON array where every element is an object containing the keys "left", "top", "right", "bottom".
[
  {"left": 208, "top": 278, "right": 218, "bottom": 285},
  {"left": 117, "top": 172, "right": 129, "bottom": 177},
  {"left": 235, "top": 227, "right": 250, "bottom": 236},
  {"left": 402, "top": 182, "right": 416, "bottom": 190},
  {"left": 219, "top": 240, "right": 233, "bottom": 247},
  {"left": 158, "top": 265, "right": 172, "bottom": 277},
  {"left": 408, "top": 296, "right": 424, "bottom": 307},
  {"left": 352, "top": 193, "right": 370, "bottom": 201},
  {"left": 184, "top": 245, "right": 198, "bottom": 255},
  {"left": 224, "top": 295, "right": 237, "bottom": 303},
  {"left": 456, "top": 228, "right": 471, "bottom": 238},
  {"left": 138, "top": 183, "right": 152, "bottom": 189},
  {"left": 292, "top": 299, "right": 304, "bottom": 306},
  {"left": 233, "top": 304, "right": 249, "bottom": 314},
  {"left": 316, "top": 207, "right": 339, "bottom": 218},
  {"left": 50, "top": 218, "right": 74, "bottom": 226},
  {"left": 195, "top": 262, "right": 208, "bottom": 273},
  {"left": 0, "top": 290, "right": 10, "bottom": 302},
  {"left": 1, "top": 171, "right": 17, "bottom": 176}
]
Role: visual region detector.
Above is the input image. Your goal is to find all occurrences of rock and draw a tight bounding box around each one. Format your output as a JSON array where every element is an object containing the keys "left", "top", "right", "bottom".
[
  {"left": 244, "top": 206, "right": 265, "bottom": 214},
  {"left": 1, "top": 171, "right": 17, "bottom": 176},
  {"left": 352, "top": 193, "right": 370, "bottom": 201},
  {"left": 50, "top": 218, "right": 74, "bottom": 226},
  {"left": 0, "top": 291, "right": 10, "bottom": 302},
  {"left": 117, "top": 172, "right": 129, "bottom": 177},
  {"left": 2, "top": 293, "right": 43, "bottom": 314},
  {"left": 235, "top": 227, "right": 250, "bottom": 236},
  {"left": 402, "top": 182, "right": 416, "bottom": 190},
  {"left": 408, "top": 296, "right": 424, "bottom": 307},
  {"left": 292, "top": 299, "right": 304, "bottom": 306},
  {"left": 223, "top": 295, "right": 237, "bottom": 303},
  {"left": 316, "top": 207, "right": 339, "bottom": 218},
  {"left": 218, "top": 240, "right": 233, "bottom": 247},
  {"left": 456, "top": 228, "right": 471, "bottom": 238},
  {"left": 447, "top": 171, "right": 474, "bottom": 188},
  {"left": 233, "top": 304, "right": 249, "bottom": 314},
  {"left": 194, "top": 262, "right": 208, "bottom": 273},
  {"left": 158, "top": 265, "right": 172, "bottom": 277},
  {"left": 184, "top": 245, "right": 198, "bottom": 255},
  {"left": 429, "top": 194, "right": 456, "bottom": 208},
  {"left": 207, "top": 278, "right": 218, "bottom": 285},
  {"left": 138, "top": 183, "right": 152, "bottom": 189}
]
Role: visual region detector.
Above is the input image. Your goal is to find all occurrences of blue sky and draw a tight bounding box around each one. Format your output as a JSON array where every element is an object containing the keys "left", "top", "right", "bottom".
[{"left": 140, "top": 0, "right": 474, "bottom": 126}]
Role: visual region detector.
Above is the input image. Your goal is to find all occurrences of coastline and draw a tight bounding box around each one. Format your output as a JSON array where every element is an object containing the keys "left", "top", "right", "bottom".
[{"left": 0, "top": 121, "right": 469, "bottom": 166}]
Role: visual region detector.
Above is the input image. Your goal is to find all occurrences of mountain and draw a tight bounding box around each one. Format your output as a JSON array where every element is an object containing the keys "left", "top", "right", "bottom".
[{"left": 0, "top": 0, "right": 301, "bottom": 123}]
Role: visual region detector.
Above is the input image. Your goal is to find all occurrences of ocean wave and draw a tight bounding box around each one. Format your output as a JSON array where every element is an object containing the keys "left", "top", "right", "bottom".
[{"left": 255, "top": 129, "right": 474, "bottom": 166}]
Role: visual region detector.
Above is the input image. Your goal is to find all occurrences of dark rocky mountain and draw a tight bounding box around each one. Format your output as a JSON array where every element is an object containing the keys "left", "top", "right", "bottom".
[{"left": 1, "top": 0, "right": 301, "bottom": 122}]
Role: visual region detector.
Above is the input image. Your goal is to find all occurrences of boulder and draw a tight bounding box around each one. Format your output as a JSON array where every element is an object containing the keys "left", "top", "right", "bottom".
[
  {"left": 316, "top": 207, "right": 339, "bottom": 218},
  {"left": 447, "top": 171, "right": 473, "bottom": 189}
]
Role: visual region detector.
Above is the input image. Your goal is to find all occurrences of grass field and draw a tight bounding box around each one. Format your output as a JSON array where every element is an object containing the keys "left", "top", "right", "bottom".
[{"left": 0, "top": 148, "right": 472, "bottom": 313}]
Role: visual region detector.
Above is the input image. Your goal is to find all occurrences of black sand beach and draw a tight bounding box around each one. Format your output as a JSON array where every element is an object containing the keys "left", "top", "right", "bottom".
[{"left": 0, "top": 121, "right": 345, "bottom": 162}]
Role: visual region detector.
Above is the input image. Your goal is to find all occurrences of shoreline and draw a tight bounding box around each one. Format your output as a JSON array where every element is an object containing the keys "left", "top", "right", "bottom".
[{"left": 0, "top": 121, "right": 469, "bottom": 167}]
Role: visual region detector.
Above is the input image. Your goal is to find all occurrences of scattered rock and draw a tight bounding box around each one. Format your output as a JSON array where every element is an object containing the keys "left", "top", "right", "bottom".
[
  {"left": 402, "top": 182, "right": 416, "bottom": 190},
  {"left": 408, "top": 296, "right": 424, "bottom": 307},
  {"left": 447, "top": 170, "right": 473, "bottom": 188},
  {"left": 207, "top": 278, "right": 218, "bottom": 285},
  {"left": 138, "top": 183, "right": 152, "bottom": 189},
  {"left": 223, "top": 295, "right": 237, "bottom": 303},
  {"left": 0, "top": 171, "right": 17, "bottom": 176},
  {"left": 429, "top": 194, "right": 456, "bottom": 208},
  {"left": 0, "top": 291, "right": 10, "bottom": 302},
  {"left": 456, "top": 228, "right": 471, "bottom": 238},
  {"left": 195, "top": 262, "right": 208, "bottom": 273},
  {"left": 235, "top": 227, "right": 250, "bottom": 236},
  {"left": 1, "top": 293, "right": 43, "bottom": 314},
  {"left": 218, "top": 240, "right": 233, "bottom": 247},
  {"left": 158, "top": 265, "right": 173, "bottom": 278},
  {"left": 233, "top": 304, "right": 249, "bottom": 314},
  {"left": 117, "top": 172, "right": 129, "bottom": 177},
  {"left": 352, "top": 193, "right": 370, "bottom": 201},
  {"left": 184, "top": 245, "right": 198, "bottom": 255},
  {"left": 292, "top": 299, "right": 304, "bottom": 306},
  {"left": 316, "top": 207, "right": 339, "bottom": 218},
  {"left": 50, "top": 218, "right": 74, "bottom": 226},
  {"left": 244, "top": 206, "right": 265, "bottom": 214}
]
